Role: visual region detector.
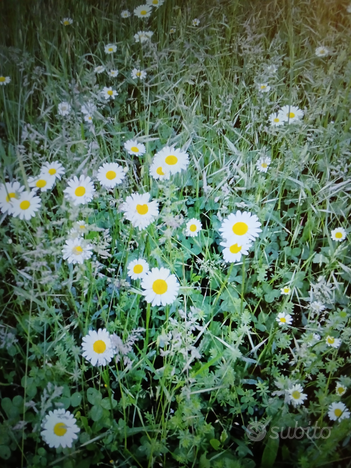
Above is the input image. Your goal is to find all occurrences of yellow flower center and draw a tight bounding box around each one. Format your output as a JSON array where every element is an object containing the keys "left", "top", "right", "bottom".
[
  {"left": 75, "top": 186, "right": 86, "bottom": 197},
  {"left": 63, "top": 21, "right": 70, "bottom": 25},
  {"left": 337, "top": 387, "right": 345, "bottom": 395},
  {"left": 106, "top": 170, "right": 116, "bottom": 180},
  {"left": 274, "top": 118, "right": 280, "bottom": 122},
  {"left": 36, "top": 179, "right": 47, "bottom": 188},
  {"left": 291, "top": 390, "right": 300, "bottom": 399},
  {"left": 73, "top": 246, "right": 83, "bottom": 255},
  {"left": 189, "top": 224, "right": 197, "bottom": 232},
  {"left": 0, "top": 77, "right": 5, "bottom": 82},
  {"left": 165, "top": 155, "right": 178, "bottom": 165},
  {"left": 136, "top": 72, "right": 141, "bottom": 77},
  {"left": 335, "top": 231, "right": 343, "bottom": 239},
  {"left": 280, "top": 317, "right": 286, "bottom": 323},
  {"left": 334, "top": 408, "right": 342, "bottom": 418},
  {"left": 48, "top": 168, "right": 56, "bottom": 175},
  {"left": 54, "top": 422, "right": 67, "bottom": 436},
  {"left": 152, "top": 279, "right": 168, "bottom": 295},
  {"left": 79, "top": 225, "right": 86, "bottom": 229},
  {"left": 133, "top": 264, "right": 143, "bottom": 274},
  {"left": 140, "top": 10, "right": 147, "bottom": 15},
  {"left": 107, "top": 90, "right": 114, "bottom": 96},
  {"left": 20, "top": 200, "right": 30, "bottom": 210},
  {"left": 6, "top": 192, "right": 16, "bottom": 202},
  {"left": 93, "top": 340, "right": 107, "bottom": 354},
  {"left": 131, "top": 146, "right": 139, "bottom": 153},
  {"left": 283, "top": 287, "right": 290, "bottom": 293},
  {"left": 232, "top": 221, "right": 248, "bottom": 236},
  {"left": 288, "top": 112, "right": 295, "bottom": 118},
  {"left": 327, "top": 337, "right": 335, "bottom": 344},
  {"left": 136, "top": 204, "right": 149, "bottom": 215},
  {"left": 261, "top": 163, "right": 268, "bottom": 168},
  {"left": 156, "top": 166, "right": 164, "bottom": 175},
  {"left": 153, "top": 0, "right": 158, "bottom": 3},
  {"left": 261, "top": 85, "right": 266, "bottom": 89},
  {"left": 108, "top": 48, "right": 113, "bottom": 52},
  {"left": 229, "top": 243, "right": 241, "bottom": 254}
]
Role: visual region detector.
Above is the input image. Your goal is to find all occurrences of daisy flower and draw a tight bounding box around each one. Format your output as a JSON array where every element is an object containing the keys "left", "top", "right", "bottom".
[
  {"left": 40, "top": 161, "right": 65, "bottom": 180},
  {"left": 134, "top": 5, "right": 152, "bottom": 18},
  {"left": 315, "top": 46, "right": 329, "bottom": 57},
  {"left": 276, "top": 312, "right": 293, "bottom": 326},
  {"left": 84, "top": 114, "right": 93, "bottom": 124},
  {"left": 104, "top": 43, "right": 117, "bottom": 54},
  {"left": 141, "top": 267, "right": 180, "bottom": 306},
  {"left": 169, "top": 27, "right": 176, "bottom": 34},
  {"left": 336, "top": 382, "right": 347, "bottom": 397},
  {"left": 256, "top": 156, "right": 271, "bottom": 173},
  {"left": 149, "top": 160, "right": 169, "bottom": 180},
  {"left": 134, "top": 31, "right": 154, "bottom": 43},
  {"left": 28, "top": 174, "right": 55, "bottom": 192},
  {"left": 0, "top": 181, "right": 25, "bottom": 215},
  {"left": 219, "top": 211, "right": 262, "bottom": 244},
  {"left": 11, "top": 191, "right": 41, "bottom": 220},
  {"left": 185, "top": 218, "right": 202, "bottom": 237},
  {"left": 258, "top": 83, "right": 270, "bottom": 93},
  {"left": 0, "top": 76, "right": 11, "bottom": 86},
  {"left": 192, "top": 18, "right": 200, "bottom": 26},
  {"left": 131, "top": 68, "right": 147, "bottom": 80},
  {"left": 328, "top": 402, "right": 350, "bottom": 421},
  {"left": 220, "top": 240, "right": 251, "bottom": 263},
  {"left": 81, "top": 102, "right": 97, "bottom": 115},
  {"left": 70, "top": 220, "right": 89, "bottom": 236},
  {"left": 64, "top": 175, "right": 95, "bottom": 205},
  {"left": 102, "top": 87, "right": 118, "bottom": 100},
  {"left": 108, "top": 69, "right": 119, "bottom": 77},
  {"left": 120, "top": 192, "right": 159, "bottom": 230},
  {"left": 278, "top": 105, "right": 304, "bottom": 123},
  {"left": 326, "top": 336, "right": 341, "bottom": 348},
  {"left": 58, "top": 102, "right": 71, "bottom": 116},
  {"left": 61, "top": 18, "right": 73, "bottom": 26},
  {"left": 82, "top": 329, "right": 114, "bottom": 366},
  {"left": 288, "top": 384, "right": 307, "bottom": 407},
  {"left": 331, "top": 227, "right": 346, "bottom": 242},
  {"left": 281, "top": 286, "right": 291, "bottom": 295},
  {"left": 153, "top": 146, "right": 189, "bottom": 176},
  {"left": 147, "top": 0, "right": 164, "bottom": 6},
  {"left": 41, "top": 409, "right": 79, "bottom": 449},
  {"left": 127, "top": 258, "right": 150, "bottom": 280},
  {"left": 94, "top": 65, "right": 105, "bottom": 74},
  {"left": 62, "top": 238, "right": 93, "bottom": 264},
  {"left": 124, "top": 139, "right": 146, "bottom": 156},
  {"left": 268, "top": 112, "right": 284, "bottom": 126},
  {"left": 121, "top": 10, "right": 131, "bottom": 18},
  {"left": 97, "top": 162, "right": 125, "bottom": 188}
]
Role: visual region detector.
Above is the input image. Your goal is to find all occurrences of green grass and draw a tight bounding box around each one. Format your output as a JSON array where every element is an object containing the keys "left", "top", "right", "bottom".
[{"left": 0, "top": 0, "right": 351, "bottom": 467}]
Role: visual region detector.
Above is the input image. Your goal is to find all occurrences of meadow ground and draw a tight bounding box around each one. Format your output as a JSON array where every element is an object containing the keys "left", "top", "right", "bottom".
[{"left": 0, "top": 0, "right": 351, "bottom": 467}]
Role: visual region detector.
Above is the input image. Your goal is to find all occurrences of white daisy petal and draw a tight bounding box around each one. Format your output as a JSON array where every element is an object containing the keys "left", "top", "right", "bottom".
[
  {"left": 120, "top": 192, "right": 159, "bottom": 230},
  {"left": 219, "top": 211, "right": 261, "bottom": 244},
  {"left": 11, "top": 191, "right": 41, "bottom": 220},
  {"left": 128, "top": 258, "right": 150, "bottom": 280},
  {"left": 82, "top": 329, "right": 114, "bottom": 366},
  {"left": 328, "top": 402, "right": 350, "bottom": 421},
  {"left": 64, "top": 175, "right": 95, "bottom": 205},
  {"left": 97, "top": 162, "right": 126, "bottom": 188},
  {"left": 124, "top": 139, "right": 146, "bottom": 156},
  {"left": 185, "top": 218, "right": 202, "bottom": 237},
  {"left": 0, "top": 181, "right": 25, "bottom": 215},
  {"left": 141, "top": 267, "right": 180, "bottom": 306},
  {"left": 41, "top": 409, "right": 80, "bottom": 449},
  {"left": 62, "top": 238, "right": 93, "bottom": 264}
]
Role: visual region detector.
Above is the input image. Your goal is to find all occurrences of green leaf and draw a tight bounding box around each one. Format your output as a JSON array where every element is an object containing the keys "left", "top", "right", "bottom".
[
  {"left": 210, "top": 438, "right": 220, "bottom": 450},
  {"left": 100, "top": 397, "right": 117, "bottom": 410},
  {"left": 261, "top": 435, "right": 279, "bottom": 468},
  {"left": 71, "top": 392, "right": 82, "bottom": 407},
  {"left": 0, "top": 445, "right": 11, "bottom": 460},
  {"left": 87, "top": 388, "right": 102, "bottom": 405},
  {"left": 90, "top": 405, "right": 103, "bottom": 422}
]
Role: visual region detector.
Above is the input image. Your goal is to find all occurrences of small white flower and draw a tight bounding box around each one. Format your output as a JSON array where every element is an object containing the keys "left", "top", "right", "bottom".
[
  {"left": 131, "top": 68, "right": 147, "bottom": 80},
  {"left": 97, "top": 162, "right": 126, "bottom": 188},
  {"left": 134, "top": 31, "right": 154, "bottom": 43},
  {"left": 11, "top": 191, "right": 41, "bottom": 220},
  {"left": 326, "top": 336, "right": 341, "bottom": 348},
  {"left": 0, "top": 76, "right": 11, "bottom": 85},
  {"left": 315, "top": 46, "right": 330, "bottom": 57},
  {"left": 120, "top": 192, "right": 158, "bottom": 230},
  {"left": 58, "top": 102, "right": 71, "bottom": 116},
  {"left": 134, "top": 5, "right": 152, "bottom": 18},
  {"left": 328, "top": 402, "right": 350, "bottom": 421},
  {"left": 104, "top": 43, "right": 117, "bottom": 54},
  {"left": 61, "top": 18, "right": 73, "bottom": 26},
  {"left": 28, "top": 174, "right": 56, "bottom": 192},
  {"left": 220, "top": 240, "right": 251, "bottom": 263},
  {"left": 219, "top": 211, "right": 262, "bottom": 244},
  {"left": 288, "top": 384, "right": 307, "bottom": 407},
  {"left": 281, "top": 286, "right": 291, "bottom": 295},
  {"left": 268, "top": 112, "right": 284, "bottom": 126},
  {"left": 64, "top": 175, "right": 95, "bottom": 205},
  {"left": 94, "top": 65, "right": 105, "bottom": 74},
  {"left": 276, "top": 312, "right": 293, "bottom": 326},
  {"left": 141, "top": 267, "right": 180, "bottom": 306},
  {"left": 0, "top": 181, "right": 25, "bottom": 215},
  {"left": 256, "top": 156, "right": 271, "bottom": 173},
  {"left": 192, "top": 18, "right": 200, "bottom": 26},
  {"left": 84, "top": 114, "right": 93, "bottom": 124},
  {"left": 108, "top": 69, "right": 119, "bottom": 77},
  {"left": 336, "top": 382, "right": 347, "bottom": 397},
  {"left": 62, "top": 238, "right": 93, "bottom": 264},
  {"left": 40, "top": 161, "right": 65, "bottom": 180},
  {"left": 149, "top": 160, "right": 170, "bottom": 180},
  {"left": 121, "top": 10, "right": 131, "bottom": 18},
  {"left": 258, "top": 83, "right": 270, "bottom": 93},
  {"left": 102, "top": 86, "right": 118, "bottom": 100},
  {"left": 127, "top": 258, "right": 150, "bottom": 280},
  {"left": 82, "top": 329, "right": 114, "bottom": 366},
  {"left": 331, "top": 227, "right": 346, "bottom": 242},
  {"left": 146, "top": 0, "right": 165, "bottom": 6},
  {"left": 185, "top": 219, "right": 202, "bottom": 237},
  {"left": 41, "top": 409, "right": 79, "bottom": 449},
  {"left": 152, "top": 145, "right": 189, "bottom": 176},
  {"left": 278, "top": 105, "right": 304, "bottom": 123},
  {"left": 124, "top": 139, "right": 146, "bottom": 156}
]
